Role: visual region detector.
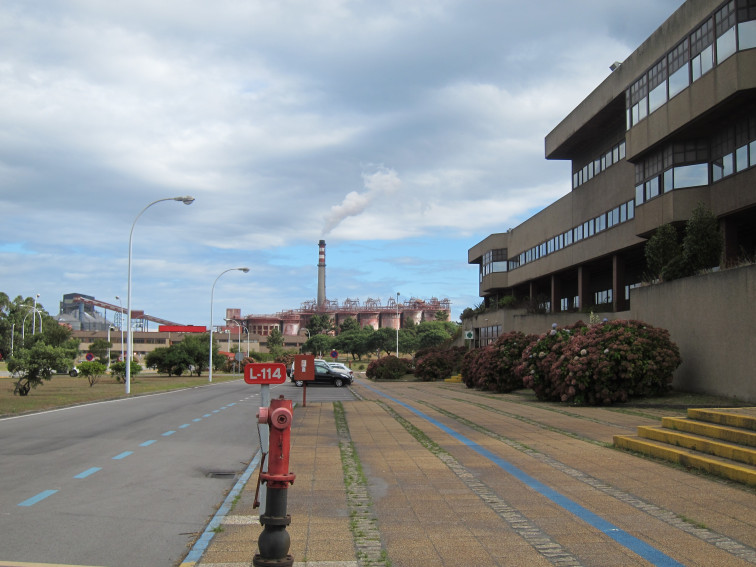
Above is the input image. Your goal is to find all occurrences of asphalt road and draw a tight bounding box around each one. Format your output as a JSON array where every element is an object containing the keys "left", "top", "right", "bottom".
[{"left": 0, "top": 379, "right": 300, "bottom": 566}]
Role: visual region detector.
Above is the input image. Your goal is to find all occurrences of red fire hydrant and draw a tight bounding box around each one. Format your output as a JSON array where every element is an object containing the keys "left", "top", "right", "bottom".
[{"left": 254, "top": 396, "right": 296, "bottom": 567}]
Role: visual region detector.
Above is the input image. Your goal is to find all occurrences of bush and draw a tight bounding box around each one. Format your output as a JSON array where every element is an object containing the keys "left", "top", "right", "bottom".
[
  {"left": 517, "top": 320, "right": 681, "bottom": 405},
  {"left": 414, "top": 346, "right": 466, "bottom": 381},
  {"left": 365, "top": 356, "right": 413, "bottom": 381},
  {"left": 461, "top": 331, "right": 536, "bottom": 392},
  {"left": 515, "top": 321, "right": 585, "bottom": 401}
]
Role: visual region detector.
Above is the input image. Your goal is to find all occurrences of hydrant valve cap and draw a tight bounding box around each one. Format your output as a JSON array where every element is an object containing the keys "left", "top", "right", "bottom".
[
  {"left": 270, "top": 407, "right": 292, "bottom": 430},
  {"left": 257, "top": 407, "right": 269, "bottom": 424}
]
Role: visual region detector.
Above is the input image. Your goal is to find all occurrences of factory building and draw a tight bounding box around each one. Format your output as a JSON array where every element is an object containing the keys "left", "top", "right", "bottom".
[{"left": 221, "top": 240, "right": 451, "bottom": 337}]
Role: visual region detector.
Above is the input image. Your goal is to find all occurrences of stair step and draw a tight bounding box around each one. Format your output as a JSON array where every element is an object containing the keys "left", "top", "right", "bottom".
[
  {"left": 638, "top": 425, "right": 756, "bottom": 466},
  {"left": 687, "top": 408, "right": 756, "bottom": 431},
  {"left": 613, "top": 435, "right": 756, "bottom": 487},
  {"left": 661, "top": 417, "right": 756, "bottom": 448}
]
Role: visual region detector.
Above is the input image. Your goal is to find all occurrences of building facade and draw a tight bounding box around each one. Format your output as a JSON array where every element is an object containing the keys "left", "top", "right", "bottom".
[{"left": 469, "top": 0, "right": 756, "bottom": 325}]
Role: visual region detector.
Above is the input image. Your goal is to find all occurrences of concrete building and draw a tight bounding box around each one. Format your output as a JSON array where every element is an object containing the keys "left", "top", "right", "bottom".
[
  {"left": 470, "top": 0, "right": 756, "bottom": 318},
  {"left": 467, "top": 0, "right": 756, "bottom": 400}
]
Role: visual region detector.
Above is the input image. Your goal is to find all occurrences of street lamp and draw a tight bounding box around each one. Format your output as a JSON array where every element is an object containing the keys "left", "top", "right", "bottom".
[
  {"left": 395, "top": 291, "right": 400, "bottom": 357},
  {"left": 209, "top": 267, "right": 249, "bottom": 383},
  {"left": 126, "top": 196, "right": 195, "bottom": 394},
  {"left": 32, "top": 294, "right": 40, "bottom": 335},
  {"left": 226, "top": 319, "right": 243, "bottom": 369},
  {"left": 115, "top": 296, "right": 124, "bottom": 361}
]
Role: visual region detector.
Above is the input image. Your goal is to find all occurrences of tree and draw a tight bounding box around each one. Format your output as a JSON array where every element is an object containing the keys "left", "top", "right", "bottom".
[
  {"left": 398, "top": 328, "right": 419, "bottom": 355},
  {"left": 368, "top": 327, "right": 397, "bottom": 355},
  {"left": 307, "top": 314, "right": 334, "bottom": 335},
  {"left": 78, "top": 360, "right": 108, "bottom": 387},
  {"left": 8, "top": 342, "right": 75, "bottom": 396},
  {"left": 266, "top": 328, "right": 284, "bottom": 355},
  {"left": 89, "top": 338, "right": 112, "bottom": 363},
  {"left": 110, "top": 360, "right": 141, "bottom": 382},
  {"left": 176, "top": 333, "right": 209, "bottom": 376},
  {"left": 304, "top": 334, "right": 333, "bottom": 356},
  {"left": 683, "top": 203, "right": 722, "bottom": 272},
  {"left": 434, "top": 311, "right": 449, "bottom": 321},
  {"left": 338, "top": 317, "right": 360, "bottom": 334},
  {"left": 645, "top": 224, "right": 681, "bottom": 280},
  {"left": 333, "top": 328, "right": 373, "bottom": 360}
]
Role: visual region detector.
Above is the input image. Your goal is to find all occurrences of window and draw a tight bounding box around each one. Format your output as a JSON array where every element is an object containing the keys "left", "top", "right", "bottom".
[
  {"left": 667, "top": 41, "right": 690, "bottom": 99},
  {"left": 648, "top": 58, "right": 668, "bottom": 114},
  {"left": 672, "top": 164, "right": 709, "bottom": 188},
  {"left": 739, "top": 20, "right": 756, "bottom": 49},
  {"left": 691, "top": 18, "right": 715, "bottom": 81},
  {"left": 716, "top": 1, "right": 737, "bottom": 63}
]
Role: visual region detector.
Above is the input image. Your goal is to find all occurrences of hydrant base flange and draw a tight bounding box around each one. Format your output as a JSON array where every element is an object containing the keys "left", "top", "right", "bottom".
[
  {"left": 252, "top": 553, "right": 294, "bottom": 567},
  {"left": 260, "top": 514, "right": 292, "bottom": 527}
]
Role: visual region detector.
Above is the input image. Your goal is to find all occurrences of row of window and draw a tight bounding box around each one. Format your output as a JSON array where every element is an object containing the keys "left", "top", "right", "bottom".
[
  {"left": 626, "top": 0, "right": 756, "bottom": 130},
  {"left": 481, "top": 198, "right": 637, "bottom": 280},
  {"left": 506, "top": 199, "right": 635, "bottom": 272},
  {"left": 572, "top": 141, "right": 627, "bottom": 189},
  {"left": 634, "top": 119, "right": 756, "bottom": 206}
]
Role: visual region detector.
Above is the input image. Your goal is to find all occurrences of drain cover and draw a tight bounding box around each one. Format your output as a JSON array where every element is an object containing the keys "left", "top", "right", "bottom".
[{"left": 207, "top": 471, "right": 237, "bottom": 479}]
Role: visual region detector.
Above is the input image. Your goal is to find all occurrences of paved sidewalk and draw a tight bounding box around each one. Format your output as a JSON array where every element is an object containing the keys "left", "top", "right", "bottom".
[{"left": 187, "top": 378, "right": 756, "bottom": 567}]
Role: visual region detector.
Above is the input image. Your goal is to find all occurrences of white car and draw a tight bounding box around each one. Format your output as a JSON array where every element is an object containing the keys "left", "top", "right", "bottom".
[{"left": 327, "top": 362, "right": 354, "bottom": 378}]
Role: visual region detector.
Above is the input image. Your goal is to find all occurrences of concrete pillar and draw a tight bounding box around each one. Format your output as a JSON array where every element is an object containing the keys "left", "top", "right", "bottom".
[
  {"left": 613, "top": 254, "right": 629, "bottom": 312},
  {"left": 577, "top": 265, "right": 590, "bottom": 310},
  {"left": 551, "top": 274, "right": 562, "bottom": 313}
]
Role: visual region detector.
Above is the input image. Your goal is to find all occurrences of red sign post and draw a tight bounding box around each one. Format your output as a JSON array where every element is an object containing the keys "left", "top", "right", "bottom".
[{"left": 244, "top": 362, "right": 287, "bottom": 385}]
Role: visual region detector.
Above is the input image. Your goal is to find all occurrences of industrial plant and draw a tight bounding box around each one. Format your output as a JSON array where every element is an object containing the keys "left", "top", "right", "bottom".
[{"left": 56, "top": 240, "right": 451, "bottom": 359}]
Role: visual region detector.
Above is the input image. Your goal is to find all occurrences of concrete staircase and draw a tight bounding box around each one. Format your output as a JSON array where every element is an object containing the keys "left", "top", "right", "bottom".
[{"left": 613, "top": 407, "right": 756, "bottom": 487}]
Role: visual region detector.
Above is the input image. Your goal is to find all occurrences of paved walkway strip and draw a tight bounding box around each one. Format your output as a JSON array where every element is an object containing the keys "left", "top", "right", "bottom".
[
  {"left": 379, "top": 401, "right": 584, "bottom": 567},
  {"left": 333, "top": 401, "right": 390, "bottom": 567},
  {"left": 366, "top": 384, "right": 686, "bottom": 567},
  {"left": 425, "top": 401, "right": 756, "bottom": 565}
]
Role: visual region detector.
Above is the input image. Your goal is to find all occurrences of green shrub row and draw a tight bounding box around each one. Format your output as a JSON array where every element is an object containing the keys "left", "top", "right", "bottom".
[{"left": 365, "top": 355, "right": 414, "bottom": 381}]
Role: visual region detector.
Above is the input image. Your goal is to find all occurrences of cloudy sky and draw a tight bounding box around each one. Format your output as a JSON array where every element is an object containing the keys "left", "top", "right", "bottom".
[{"left": 1, "top": 0, "right": 684, "bottom": 326}]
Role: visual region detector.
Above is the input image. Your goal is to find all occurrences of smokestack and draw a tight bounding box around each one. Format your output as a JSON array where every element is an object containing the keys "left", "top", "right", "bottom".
[{"left": 317, "top": 240, "right": 326, "bottom": 310}]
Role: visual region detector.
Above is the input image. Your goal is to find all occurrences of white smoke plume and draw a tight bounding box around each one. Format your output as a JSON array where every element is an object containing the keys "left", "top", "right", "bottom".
[{"left": 323, "top": 168, "right": 402, "bottom": 235}]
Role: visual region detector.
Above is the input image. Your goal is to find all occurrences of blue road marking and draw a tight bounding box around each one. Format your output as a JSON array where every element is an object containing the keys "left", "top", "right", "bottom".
[
  {"left": 140, "top": 440, "right": 157, "bottom": 447},
  {"left": 113, "top": 451, "right": 133, "bottom": 460},
  {"left": 180, "top": 423, "right": 190, "bottom": 428},
  {"left": 162, "top": 430, "right": 176, "bottom": 436},
  {"left": 203, "top": 414, "right": 211, "bottom": 417},
  {"left": 74, "top": 467, "right": 102, "bottom": 479},
  {"left": 368, "top": 385, "right": 685, "bottom": 567},
  {"left": 193, "top": 418, "right": 202, "bottom": 422},
  {"left": 227, "top": 403, "right": 236, "bottom": 407},
  {"left": 212, "top": 410, "right": 220, "bottom": 413},
  {"left": 18, "top": 489, "right": 58, "bottom": 507}
]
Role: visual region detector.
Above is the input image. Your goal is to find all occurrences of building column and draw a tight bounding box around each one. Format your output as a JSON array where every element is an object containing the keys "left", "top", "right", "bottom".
[
  {"left": 612, "top": 254, "right": 629, "bottom": 312},
  {"left": 577, "top": 265, "right": 590, "bottom": 310},
  {"left": 551, "top": 274, "right": 562, "bottom": 313}
]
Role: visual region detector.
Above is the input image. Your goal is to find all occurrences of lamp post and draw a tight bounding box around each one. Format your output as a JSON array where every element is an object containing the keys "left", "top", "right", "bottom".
[
  {"left": 32, "top": 294, "right": 40, "bottom": 335},
  {"left": 395, "top": 291, "right": 400, "bottom": 357},
  {"left": 10, "top": 323, "right": 14, "bottom": 357},
  {"left": 115, "top": 296, "right": 125, "bottom": 361},
  {"left": 209, "top": 267, "right": 249, "bottom": 383},
  {"left": 226, "top": 319, "right": 244, "bottom": 366},
  {"left": 126, "top": 196, "right": 195, "bottom": 394},
  {"left": 107, "top": 326, "right": 113, "bottom": 370}
]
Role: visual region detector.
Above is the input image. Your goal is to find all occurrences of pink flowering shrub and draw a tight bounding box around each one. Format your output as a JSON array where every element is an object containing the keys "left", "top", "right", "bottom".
[
  {"left": 461, "top": 331, "right": 537, "bottom": 392},
  {"left": 516, "top": 320, "right": 681, "bottom": 405},
  {"left": 515, "top": 321, "right": 586, "bottom": 401}
]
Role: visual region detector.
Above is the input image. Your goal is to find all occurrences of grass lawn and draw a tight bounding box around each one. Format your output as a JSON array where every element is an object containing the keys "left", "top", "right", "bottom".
[{"left": 0, "top": 371, "right": 242, "bottom": 418}]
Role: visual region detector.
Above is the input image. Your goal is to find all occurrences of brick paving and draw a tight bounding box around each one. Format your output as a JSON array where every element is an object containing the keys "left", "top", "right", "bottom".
[{"left": 187, "top": 378, "right": 756, "bottom": 567}]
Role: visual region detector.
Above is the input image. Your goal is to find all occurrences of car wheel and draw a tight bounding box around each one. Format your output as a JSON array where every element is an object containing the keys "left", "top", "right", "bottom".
[
  {"left": 333, "top": 377, "right": 344, "bottom": 387},
  {"left": 294, "top": 380, "right": 304, "bottom": 387},
  {"left": 69, "top": 368, "right": 79, "bottom": 377}
]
